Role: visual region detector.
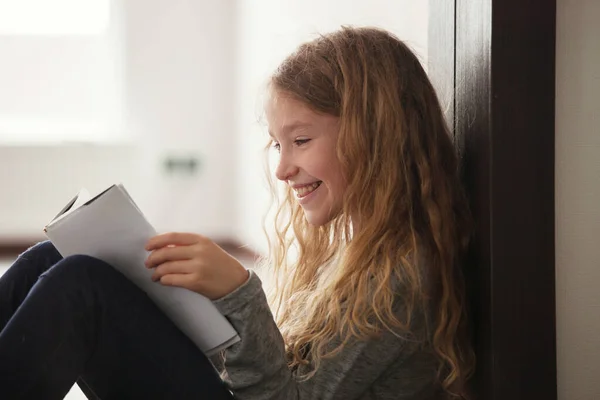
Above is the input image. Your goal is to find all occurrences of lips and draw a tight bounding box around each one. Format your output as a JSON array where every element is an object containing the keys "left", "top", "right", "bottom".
[{"left": 294, "top": 181, "right": 322, "bottom": 198}]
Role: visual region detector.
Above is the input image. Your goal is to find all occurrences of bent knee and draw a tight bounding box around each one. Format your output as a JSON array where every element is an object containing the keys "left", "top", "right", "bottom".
[
  {"left": 18, "top": 240, "right": 60, "bottom": 260},
  {"left": 62, "top": 254, "right": 106, "bottom": 266},
  {"left": 43, "top": 254, "right": 113, "bottom": 282}
]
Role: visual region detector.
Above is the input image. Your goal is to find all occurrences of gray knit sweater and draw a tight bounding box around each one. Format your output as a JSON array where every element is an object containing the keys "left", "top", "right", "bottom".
[{"left": 212, "top": 270, "right": 440, "bottom": 400}]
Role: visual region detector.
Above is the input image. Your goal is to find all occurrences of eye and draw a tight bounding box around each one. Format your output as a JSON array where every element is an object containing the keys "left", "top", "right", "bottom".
[
  {"left": 271, "top": 142, "right": 281, "bottom": 152},
  {"left": 294, "top": 138, "right": 311, "bottom": 146}
]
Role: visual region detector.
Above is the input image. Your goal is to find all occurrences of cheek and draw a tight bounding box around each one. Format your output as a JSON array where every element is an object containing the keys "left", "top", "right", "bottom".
[{"left": 326, "top": 163, "right": 346, "bottom": 198}]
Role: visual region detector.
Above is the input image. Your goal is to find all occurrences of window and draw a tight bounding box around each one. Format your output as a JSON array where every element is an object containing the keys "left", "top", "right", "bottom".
[
  {"left": 0, "top": 0, "right": 110, "bottom": 35},
  {"left": 0, "top": 0, "right": 125, "bottom": 143}
]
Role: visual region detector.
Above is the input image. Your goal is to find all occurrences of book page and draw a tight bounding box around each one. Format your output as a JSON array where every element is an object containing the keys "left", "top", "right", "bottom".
[
  {"left": 44, "top": 184, "right": 240, "bottom": 355},
  {"left": 45, "top": 188, "right": 91, "bottom": 229}
]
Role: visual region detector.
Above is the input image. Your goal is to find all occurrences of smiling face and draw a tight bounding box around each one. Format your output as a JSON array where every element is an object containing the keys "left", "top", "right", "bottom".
[{"left": 266, "top": 93, "right": 346, "bottom": 226}]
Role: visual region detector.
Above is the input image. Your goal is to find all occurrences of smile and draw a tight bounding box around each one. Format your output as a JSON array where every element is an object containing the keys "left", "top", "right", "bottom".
[{"left": 294, "top": 181, "right": 322, "bottom": 198}]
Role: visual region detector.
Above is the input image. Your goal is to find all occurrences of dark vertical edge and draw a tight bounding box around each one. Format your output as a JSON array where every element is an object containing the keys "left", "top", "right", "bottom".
[
  {"left": 489, "top": 0, "right": 557, "bottom": 399},
  {"left": 452, "top": 0, "right": 557, "bottom": 399},
  {"left": 453, "top": 0, "right": 494, "bottom": 397}
]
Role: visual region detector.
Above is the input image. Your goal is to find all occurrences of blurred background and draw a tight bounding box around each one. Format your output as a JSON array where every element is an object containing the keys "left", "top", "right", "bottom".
[
  {"left": 0, "top": 3, "right": 428, "bottom": 398},
  {"left": 0, "top": 0, "right": 428, "bottom": 257},
  {"left": 1, "top": 1, "right": 598, "bottom": 399},
  {"left": 0, "top": 3, "right": 427, "bottom": 397}
]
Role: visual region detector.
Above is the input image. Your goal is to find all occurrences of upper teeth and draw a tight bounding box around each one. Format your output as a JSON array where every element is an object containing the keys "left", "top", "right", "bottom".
[{"left": 295, "top": 182, "right": 321, "bottom": 196}]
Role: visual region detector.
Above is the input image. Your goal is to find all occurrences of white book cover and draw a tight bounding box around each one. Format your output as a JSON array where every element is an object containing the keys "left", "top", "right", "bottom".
[{"left": 43, "top": 183, "right": 240, "bottom": 356}]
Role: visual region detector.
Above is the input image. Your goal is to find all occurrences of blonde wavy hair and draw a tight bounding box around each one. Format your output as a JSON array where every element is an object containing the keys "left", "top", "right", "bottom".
[{"left": 261, "top": 26, "right": 474, "bottom": 398}]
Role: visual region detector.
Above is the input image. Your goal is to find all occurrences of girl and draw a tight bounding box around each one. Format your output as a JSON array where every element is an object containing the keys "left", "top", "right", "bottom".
[{"left": 0, "top": 27, "right": 474, "bottom": 399}]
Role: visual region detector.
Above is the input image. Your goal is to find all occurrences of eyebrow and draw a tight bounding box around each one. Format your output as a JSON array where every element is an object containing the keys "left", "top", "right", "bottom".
[{"left": 268, "top": 121, "right": 313, "bottom": 139}]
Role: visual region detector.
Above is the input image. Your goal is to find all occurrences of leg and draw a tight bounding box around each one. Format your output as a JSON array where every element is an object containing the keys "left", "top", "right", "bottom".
[
  {"left": 0, "top": 241, "right": 62, "bottom": 331},
  {"left": 0, "top": 254, "right": 234, "bottom": 400}
]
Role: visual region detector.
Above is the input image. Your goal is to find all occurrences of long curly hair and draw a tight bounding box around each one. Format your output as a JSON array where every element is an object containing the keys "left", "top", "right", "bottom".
[{"left": 261, "top": 26, "right": 474, "bottom": 398}]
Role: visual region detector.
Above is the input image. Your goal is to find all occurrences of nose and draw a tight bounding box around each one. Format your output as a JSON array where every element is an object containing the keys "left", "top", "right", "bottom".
[{"left": 275, "top": 152, "right": 298, "bottom": 182}]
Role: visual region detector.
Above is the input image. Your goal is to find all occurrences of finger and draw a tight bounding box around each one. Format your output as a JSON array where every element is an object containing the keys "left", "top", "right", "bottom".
[
  {"left": 158, "top": 273, "right": 195, "bottom": 290},
  {"left": 146, "top": 232, "right": 205, "bottom": 251},
  {"left": 145, "top": 245, "right": 194, "bottom": 268},
  {"left": 151, "top": 259, "right": 196, "bottom": 282},
  {"left": 146, "top": 232, "right": 197, "bottom": 250}
]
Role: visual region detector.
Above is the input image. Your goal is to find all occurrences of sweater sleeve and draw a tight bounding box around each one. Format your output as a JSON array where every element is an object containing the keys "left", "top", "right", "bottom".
[{"left": 212, "top": 270, "right": 437, "bottom": 400}]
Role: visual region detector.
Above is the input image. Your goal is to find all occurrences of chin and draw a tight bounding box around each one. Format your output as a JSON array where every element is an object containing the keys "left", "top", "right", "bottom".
[{"left": 303, "top": 209, "right": 338, "bottom": 227}]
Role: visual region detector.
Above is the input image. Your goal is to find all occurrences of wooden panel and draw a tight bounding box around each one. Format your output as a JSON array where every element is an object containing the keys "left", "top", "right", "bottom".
[
  {"left": 429, "top": 0, "right": 557, "bottom": 398},
  {"left": 486, "top": 3, "right": 556, "bottom": 395},
  {"left": 453, "top": 0, "right": 494, "bottom": 396}
]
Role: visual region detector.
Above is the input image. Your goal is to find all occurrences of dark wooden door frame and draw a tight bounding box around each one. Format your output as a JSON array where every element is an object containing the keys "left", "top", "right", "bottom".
[{"left": 428, "top": 1, "right": 557, "bottom": 399}]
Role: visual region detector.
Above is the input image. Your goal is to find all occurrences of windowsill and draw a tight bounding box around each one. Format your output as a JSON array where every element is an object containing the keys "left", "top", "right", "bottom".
[
  {"left": 0, "top": 116, "right": 131, "bottom": 146},
  {"left": 0, "top": 137, "right": 135, "bottom": 146}
]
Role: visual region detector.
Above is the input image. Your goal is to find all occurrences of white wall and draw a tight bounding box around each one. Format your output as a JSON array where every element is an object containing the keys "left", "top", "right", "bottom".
[
  {"left": 555, "top": 0, "right": 600, "bottom": 399},
  {"left": 0, "top": 0, "right": 125, "bottom": 142},
  {"left": 234, "top": 0, "right": 429, "bottom": 254},
  {"left": 121, "top": 0, "right": 236, "bottom": 238},
  {"left": 0, "top": 0, "right": 237, "bottom": 241},
  {"left": 0, "top": 143, "right": 140, "bottom": 241},
  {"left": 0, "top": 0, "right": 428, "bottom": 251}
]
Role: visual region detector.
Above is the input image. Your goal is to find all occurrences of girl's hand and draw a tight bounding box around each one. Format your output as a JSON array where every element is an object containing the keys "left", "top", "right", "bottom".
[{"left": 145, "top": 232, "right": 249, "bottom": 300}]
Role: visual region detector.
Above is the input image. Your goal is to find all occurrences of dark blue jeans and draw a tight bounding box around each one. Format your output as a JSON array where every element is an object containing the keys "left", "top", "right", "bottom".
[{"left": 0, "top": 241, "right": 235, "bottom": 400}]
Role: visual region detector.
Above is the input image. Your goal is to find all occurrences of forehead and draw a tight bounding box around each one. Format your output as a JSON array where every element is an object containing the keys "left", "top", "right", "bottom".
[
  {"left": 265, "top": 93, "right": 338, "bottom": 139},
  {"left": 266, "top": 94, "right": 313, "bottom": 123}
]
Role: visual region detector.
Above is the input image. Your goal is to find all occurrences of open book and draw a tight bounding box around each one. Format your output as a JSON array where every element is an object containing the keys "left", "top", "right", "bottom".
[{"left": 43, "top": 184, "right": 240, "bottom": 356}]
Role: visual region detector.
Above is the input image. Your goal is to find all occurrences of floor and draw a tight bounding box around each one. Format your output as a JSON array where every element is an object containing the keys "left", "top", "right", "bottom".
[{"left": 0, "top": 257, "right": 92, "bottom": 400}]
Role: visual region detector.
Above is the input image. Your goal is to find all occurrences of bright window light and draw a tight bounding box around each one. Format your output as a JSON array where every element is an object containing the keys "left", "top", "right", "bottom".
[
  {"left": 0, "top": 0, "right": 110, "bottom": 35},
  {"left": 0, "top": 115, "right": 124, "bottom": 144}
]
